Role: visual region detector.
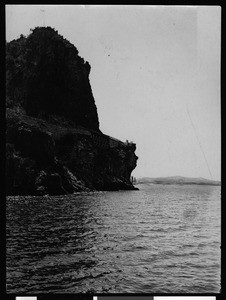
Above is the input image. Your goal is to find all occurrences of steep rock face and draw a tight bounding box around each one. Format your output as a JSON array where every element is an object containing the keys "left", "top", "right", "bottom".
[
  {"left": 6, "top": 27, "right": 99, "bottom": 131},
  {"left": 93, "top": 144, "right": 138, "bottom": 190},
  {"left": 6, "top": 27, "right": 138, "bottom": 195}
]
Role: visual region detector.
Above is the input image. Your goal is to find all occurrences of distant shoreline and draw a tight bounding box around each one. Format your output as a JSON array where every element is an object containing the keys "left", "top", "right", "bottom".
[
  {"left": 136, "top": 176, "right": 221, "bottom": 186},
  {"left": 137, "top": 182, "right": 220, "bottom": 186}
]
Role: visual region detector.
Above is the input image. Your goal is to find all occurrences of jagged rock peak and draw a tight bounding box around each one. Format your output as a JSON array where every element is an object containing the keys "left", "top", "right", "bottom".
[{"left": 6, "top": 26, "right": 100, "bottom": 131}]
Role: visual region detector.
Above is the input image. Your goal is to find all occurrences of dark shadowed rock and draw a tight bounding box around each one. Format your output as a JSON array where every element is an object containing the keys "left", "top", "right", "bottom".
[
  {"left": 6, "top": 27, "right": 99, "bottom": 131},
  {"left": 6, "top": 27, "right": 138, "bottom": 195}
]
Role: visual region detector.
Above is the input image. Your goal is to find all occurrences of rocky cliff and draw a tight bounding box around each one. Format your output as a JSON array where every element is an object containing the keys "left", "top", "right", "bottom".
[{"left": 6, "top": 27, "right": 138, "bottom": 195}]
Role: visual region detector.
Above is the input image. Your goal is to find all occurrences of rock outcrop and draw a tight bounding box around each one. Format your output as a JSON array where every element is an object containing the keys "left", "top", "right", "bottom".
[{"left": 6, "top": 27, "right": 138, "bottom": 195}]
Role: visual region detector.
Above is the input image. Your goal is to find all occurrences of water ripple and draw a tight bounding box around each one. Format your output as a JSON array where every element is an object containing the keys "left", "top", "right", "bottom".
[{"left": 7, "top": 184, "right": 221, "bottom": 293}]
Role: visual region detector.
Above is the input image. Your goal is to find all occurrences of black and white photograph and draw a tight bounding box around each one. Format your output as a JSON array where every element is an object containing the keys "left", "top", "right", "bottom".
[{"left": 6, "top": 5, "right": 221, "bottom": 294}]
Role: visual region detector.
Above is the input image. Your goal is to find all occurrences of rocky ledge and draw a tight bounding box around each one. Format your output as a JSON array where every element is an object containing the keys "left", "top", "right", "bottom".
[{"left": 6, "top": 27, "right": 138, "bottom": 195}]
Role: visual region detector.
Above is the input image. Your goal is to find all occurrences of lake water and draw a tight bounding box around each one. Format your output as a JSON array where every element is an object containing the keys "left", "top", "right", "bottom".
[{"left": 6, "top": 183, "right": 221, "bottom": 293}]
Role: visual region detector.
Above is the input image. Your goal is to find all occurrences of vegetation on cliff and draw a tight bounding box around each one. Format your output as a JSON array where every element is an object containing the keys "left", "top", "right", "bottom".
[{"left": 6, "top": 27, "right": 138, "bottom": 195}]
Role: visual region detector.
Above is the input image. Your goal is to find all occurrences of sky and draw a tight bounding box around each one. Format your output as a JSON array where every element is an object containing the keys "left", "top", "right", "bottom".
[{"left": 6, "top": 5, "right": 221, "bottom": 180}]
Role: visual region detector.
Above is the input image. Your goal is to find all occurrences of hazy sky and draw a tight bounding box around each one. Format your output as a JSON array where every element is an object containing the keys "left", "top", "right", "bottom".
[{"left": 6, "top": 5, "right": 221, "bottom": 180}]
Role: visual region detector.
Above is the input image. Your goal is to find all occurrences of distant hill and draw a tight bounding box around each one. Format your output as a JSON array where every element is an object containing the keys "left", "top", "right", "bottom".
[{"left": 136, "top": 176, "right": 221, "bottom": 186}]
